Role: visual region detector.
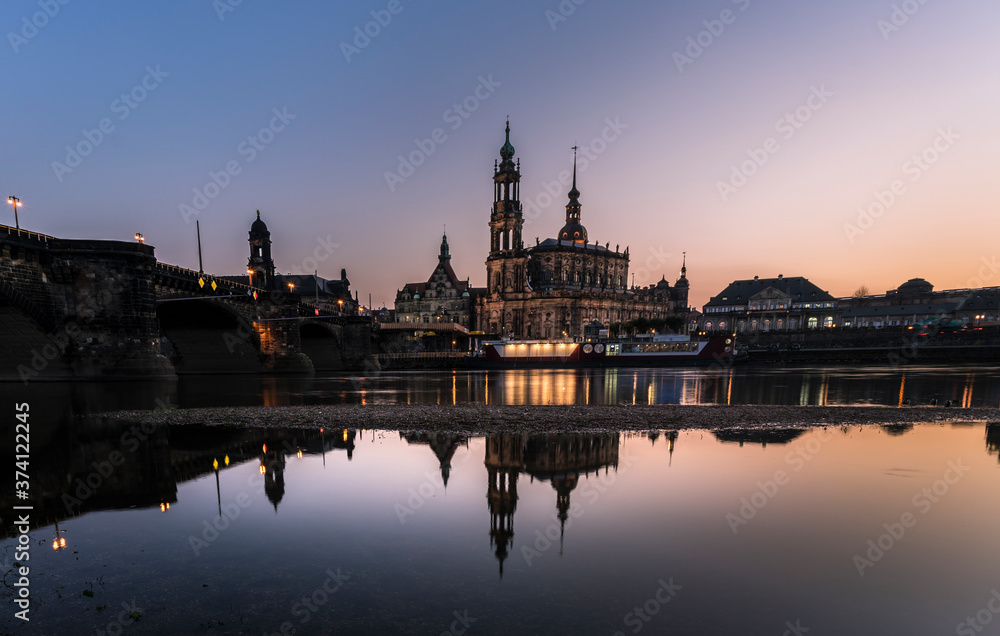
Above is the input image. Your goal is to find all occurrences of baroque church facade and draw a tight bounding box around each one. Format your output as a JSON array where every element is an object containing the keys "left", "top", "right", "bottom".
[{"left": 476, "top": 121, "right": 688, "bottom": 339}]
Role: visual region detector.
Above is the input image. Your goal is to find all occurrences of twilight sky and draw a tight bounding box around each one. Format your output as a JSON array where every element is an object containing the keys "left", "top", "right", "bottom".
[{"left": 2, "top": 0, "right": 998, "bottom": 309}]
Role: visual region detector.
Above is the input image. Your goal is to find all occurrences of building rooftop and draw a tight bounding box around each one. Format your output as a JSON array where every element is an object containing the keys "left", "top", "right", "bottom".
[{"left": 705, "top": 276, "right": 834, "bottom": 307}]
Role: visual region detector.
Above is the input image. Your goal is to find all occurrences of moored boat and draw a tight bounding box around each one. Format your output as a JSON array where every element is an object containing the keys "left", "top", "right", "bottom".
[{"left": 470, "top": 333, "right": 742, "bottom": 368}]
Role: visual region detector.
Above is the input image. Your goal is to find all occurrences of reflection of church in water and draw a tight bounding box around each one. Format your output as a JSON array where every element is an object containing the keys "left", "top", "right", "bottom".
[
  {"left": 987, "top": 423, "right": 1000, "bottom": 463},
  {"left": 485, "top": 433, "right": 620, "bottom": 576},
  {"left": 401, "top": 432, "right": 470, "bottom": 487}
]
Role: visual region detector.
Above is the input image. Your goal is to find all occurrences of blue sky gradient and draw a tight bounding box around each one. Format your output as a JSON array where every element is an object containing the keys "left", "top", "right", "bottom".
[{"left": 3, "top": 0, "right": 998, "bottom": 307}]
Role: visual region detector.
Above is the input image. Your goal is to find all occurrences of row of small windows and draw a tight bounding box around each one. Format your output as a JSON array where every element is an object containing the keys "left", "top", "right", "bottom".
[
  {"left": 540, "top": 270, "right": 624, "bottom": 287},
  {"left": 705, "top": 302, "right": 834, "bottom": 313},
  {"left": 704, "top": 316, "right": 834, "bottom": 331}
]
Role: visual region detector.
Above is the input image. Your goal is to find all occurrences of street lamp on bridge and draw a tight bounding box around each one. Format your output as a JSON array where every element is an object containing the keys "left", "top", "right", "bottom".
[{"left": 7, "top": 196, "right": 21, "bottom": 233}]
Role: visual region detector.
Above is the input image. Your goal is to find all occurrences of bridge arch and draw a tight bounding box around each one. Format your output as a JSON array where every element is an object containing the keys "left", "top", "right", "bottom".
[
  {"left": 300, "top": 319, "right": 344, "bottom": 371},
  {"left": 156, "top": 299, "right": 263, "bottom": 374},
  {"left": 0, "top": 295, "right": 72, "bottom": 381},
  {"left": 0, "top": 279, "right": 56, "bottom": 333}
]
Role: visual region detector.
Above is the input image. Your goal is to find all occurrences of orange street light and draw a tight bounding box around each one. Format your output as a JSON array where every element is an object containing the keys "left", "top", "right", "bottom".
[
  {"left": 134, "top": 233, "right": 144, "bottom": 243},
  {"left": 7, "top": 196, "right": 21, "bottom": 232}
]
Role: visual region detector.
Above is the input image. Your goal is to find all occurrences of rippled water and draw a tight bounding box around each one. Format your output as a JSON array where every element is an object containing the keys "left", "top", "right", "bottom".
[{"left": 2, "top": 420, "right": 1000, "bottom": 635}]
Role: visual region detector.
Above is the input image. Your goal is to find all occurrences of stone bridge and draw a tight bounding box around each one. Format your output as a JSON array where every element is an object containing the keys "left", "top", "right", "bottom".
[{"left": 0, "top": 224, "right": 373, "bottom": 381}]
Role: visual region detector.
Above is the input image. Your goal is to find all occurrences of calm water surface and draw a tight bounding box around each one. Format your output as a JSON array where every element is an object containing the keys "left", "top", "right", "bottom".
[
  {"left": 6, "top": 364, "right": 1000, "bottom": 414},
  {"left": 2, "top": 366, "right": 1000, "bottom": 635},
  {"left": 1, "top": 423, "right": 999, "bottom": 635}
]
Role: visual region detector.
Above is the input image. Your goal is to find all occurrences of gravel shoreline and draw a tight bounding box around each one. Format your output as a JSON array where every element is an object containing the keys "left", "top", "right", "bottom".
[{"left": 97, "top": 404, "right": 1000, "bottom": 433}]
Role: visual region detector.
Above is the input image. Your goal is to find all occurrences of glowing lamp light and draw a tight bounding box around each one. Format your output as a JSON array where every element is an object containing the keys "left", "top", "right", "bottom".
[
  {"left": 259, "top": 463, "right": 267, "bottom": 475},
  {"left": 160, "top": 502, "right": 170, "bottom": 512},
  {"left": 296, "top": 449, "right": 303, "bottom": 459},
  {"left": 224, "top": 455, "right": 230, "bottom": 466},
  {"left": 213, "top": 458, "right": 219, "bottom": 470},
  {"left": 134, "top": 233, "right": 144, "bottom": 243},
  {"left": 262, "top": 444, "right": 267, "bottom": 453},
  {"left": 342, "top": 429, "right": 349, "bottom": 442}
]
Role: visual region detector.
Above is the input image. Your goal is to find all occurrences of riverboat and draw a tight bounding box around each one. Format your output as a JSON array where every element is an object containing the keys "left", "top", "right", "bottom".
[{"left": 470, "top": 334, "right": 742, "bottom": 368}]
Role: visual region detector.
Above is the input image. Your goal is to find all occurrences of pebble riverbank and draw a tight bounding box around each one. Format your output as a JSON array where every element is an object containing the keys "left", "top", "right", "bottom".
[{"left": 98, "top": 404, "right": 1000, "bottom": 433}]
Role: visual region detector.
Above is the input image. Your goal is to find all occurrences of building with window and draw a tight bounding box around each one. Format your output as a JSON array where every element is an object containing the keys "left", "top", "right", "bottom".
[
  {"left": 700, "top": 275, "right": 837, "bottom": 333},
  {"left": 838, "top": 278, "right": 968, "bottom": 328},
  {"left": 225, "top": 211, "right": 358, "bottom": 314},
  {"left": 395, "top": 232, "right": 480, "bottom": 327}
]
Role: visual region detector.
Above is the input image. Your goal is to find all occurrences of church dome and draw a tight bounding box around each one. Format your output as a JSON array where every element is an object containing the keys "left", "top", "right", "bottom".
[
  {"left": 499, "top": 119, "right": 515, "bottom": 160},
  {"left": 558, "top": 222, "right": 588, "bottom": 243},
  {"left": 250, "top": 210, "right": 268, "bottom": 235}
]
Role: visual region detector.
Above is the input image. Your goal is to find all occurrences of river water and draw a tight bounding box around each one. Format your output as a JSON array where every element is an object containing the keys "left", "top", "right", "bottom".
[{"left": 1, "top": 366, "right": 999, "bottom": 635}]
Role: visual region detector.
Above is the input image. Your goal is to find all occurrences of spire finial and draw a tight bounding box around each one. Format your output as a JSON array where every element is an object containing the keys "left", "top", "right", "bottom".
[
  {"left": 567, "top": 146, "right": 580, "bottom": 204},
  {"left": 256, "top": 210, "right": 260, "bottom": 219},
  {"left": 571, "top": 145, "right": 578, "bottom": 192}
]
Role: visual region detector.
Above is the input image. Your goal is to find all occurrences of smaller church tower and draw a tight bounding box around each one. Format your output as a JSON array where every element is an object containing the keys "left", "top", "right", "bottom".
[
  {"left": 439, "top": 231, "right": 451, "bottom": 263},
  {"left": 248, "top": 210, "right": 276, "bottom": 289},
  {"left": 558, "top": 147, "right": 588, "bottom": 243},
  {"left": 674, "top": 252, "right": 690, "bottom": 309}
]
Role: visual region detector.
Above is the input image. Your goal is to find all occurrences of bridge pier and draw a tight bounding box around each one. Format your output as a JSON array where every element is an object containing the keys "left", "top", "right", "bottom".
[{"left": 257, "top": 296, "right": 315, "bottom": 374}]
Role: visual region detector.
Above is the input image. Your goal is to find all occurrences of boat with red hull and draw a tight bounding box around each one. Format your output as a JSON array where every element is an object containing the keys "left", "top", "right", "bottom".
[{"left": 470, "top": 334, "right": 742, "bottom": 368}]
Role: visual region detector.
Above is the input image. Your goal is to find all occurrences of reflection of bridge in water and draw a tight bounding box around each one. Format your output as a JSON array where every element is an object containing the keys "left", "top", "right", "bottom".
[{"left": 0, "top": 421, "right": 356, "bottom": 538}]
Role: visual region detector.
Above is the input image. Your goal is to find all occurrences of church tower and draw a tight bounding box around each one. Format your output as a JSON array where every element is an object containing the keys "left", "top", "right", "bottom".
[
  {"left": 486, "top": 120, "right": 529, "bottom": 301},
  {"left": 558, "top": 147, "right": 588, "bottom": 243},
  {"left": 439, "top": 231, "right": 451, "bottom": 263},
  {"left": 248, "top": 210, "right": 276, "bottom": 289},
  {"left": 674, "top": 252, "right": 690, "bottom": 309}
]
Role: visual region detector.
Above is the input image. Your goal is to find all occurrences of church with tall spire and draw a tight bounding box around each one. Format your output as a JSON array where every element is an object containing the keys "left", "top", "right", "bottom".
[{"left": 477, "top": 120, "right": 689, "bottom": 339}]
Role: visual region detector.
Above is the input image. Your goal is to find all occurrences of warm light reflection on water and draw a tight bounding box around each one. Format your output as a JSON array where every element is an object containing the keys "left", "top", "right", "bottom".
[
  {"left": 4, "top": 422, "right": 1000, "bottom": 634},
  {"left": 6, "top": 366, "right": 1000, "bottom": 416}
]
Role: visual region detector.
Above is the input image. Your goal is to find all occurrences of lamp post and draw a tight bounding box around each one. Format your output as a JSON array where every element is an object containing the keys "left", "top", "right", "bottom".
[
  {"left": 134, "top": 233, "right": 144, "bottom": 244},
  {"left": 338, "top": 299, "right": 343, "bottom": 315},
  {"left": 247, "top": 268, "right": 254, "bottom": 288},
  {"left": 7, "top": 196, "right": 21, "bottom": 234},
  {"left": 52, "top": 520, "right": 66, "bottom": 551}
]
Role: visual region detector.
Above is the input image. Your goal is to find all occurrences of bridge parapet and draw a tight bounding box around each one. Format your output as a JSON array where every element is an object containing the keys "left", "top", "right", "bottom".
[
  {"left": 2, "top": 224, "right": 370, "bottom": 378},
  {"left": 1, "top": 225, "right": 173, "bottom": 381}
]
